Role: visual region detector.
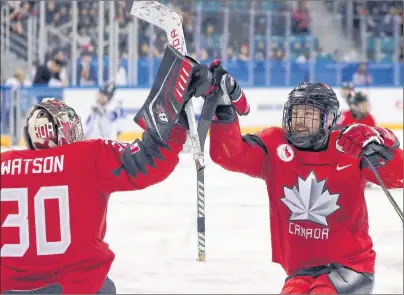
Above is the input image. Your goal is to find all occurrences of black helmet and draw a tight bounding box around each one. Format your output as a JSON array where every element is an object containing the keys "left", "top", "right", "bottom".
[
  {"left": 99, "top": 81, "right": 116, "bottom": 101},
  {"left": 348, "top": 91, "right": 370, "bottom": 119},
  {"left": 282, "top": 82, "right": 340, "bottom": 150},
  {"left": 348, "top": 91, "right": 368, "bottom": 105}
]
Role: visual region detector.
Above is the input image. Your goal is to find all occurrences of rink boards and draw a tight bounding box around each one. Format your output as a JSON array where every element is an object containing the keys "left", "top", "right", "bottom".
[
  {"left": 1, "top": 87, "right": 403, "bottom": 146},
  {"left": 65, "top": 87, "right": 403, "bottom": 142}
]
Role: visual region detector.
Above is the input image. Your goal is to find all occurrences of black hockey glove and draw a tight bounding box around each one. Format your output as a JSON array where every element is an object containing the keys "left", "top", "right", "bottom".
[{"left": 203, "top": 59, "right": 250, "bottom": 123}]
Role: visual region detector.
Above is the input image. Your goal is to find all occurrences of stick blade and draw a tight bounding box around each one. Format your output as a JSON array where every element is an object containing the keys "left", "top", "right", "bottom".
[
  {"left": 125, "top": 0, "right": 183, "bottom": 28},
  {"left": 125, "top": 0, "right": 187, "bottom": 55}
]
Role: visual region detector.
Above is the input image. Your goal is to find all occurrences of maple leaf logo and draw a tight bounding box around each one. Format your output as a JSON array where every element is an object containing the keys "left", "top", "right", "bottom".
[{"left": 281, "top": 172, "right": 340, "bottom": 226}]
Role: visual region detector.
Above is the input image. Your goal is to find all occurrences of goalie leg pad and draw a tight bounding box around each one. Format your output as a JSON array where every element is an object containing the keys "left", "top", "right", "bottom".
[{"left": 134, "top": 45, "right": 211, "bottom": 143}]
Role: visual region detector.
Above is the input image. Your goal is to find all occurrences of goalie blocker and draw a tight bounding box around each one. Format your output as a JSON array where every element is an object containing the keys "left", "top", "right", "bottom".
[{"left": 134, "top": 45, "right": 212, "bottom": 142}]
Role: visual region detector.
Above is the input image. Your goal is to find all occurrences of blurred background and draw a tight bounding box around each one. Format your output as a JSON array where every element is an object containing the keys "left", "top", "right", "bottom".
[{"left": 0, "top": 0, "right": 403, "bottom": 145}]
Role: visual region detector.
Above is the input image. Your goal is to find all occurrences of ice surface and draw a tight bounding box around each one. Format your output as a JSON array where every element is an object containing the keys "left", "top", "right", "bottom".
[{"left": 106, "top": 131, "right": 403, "bottom": 294}]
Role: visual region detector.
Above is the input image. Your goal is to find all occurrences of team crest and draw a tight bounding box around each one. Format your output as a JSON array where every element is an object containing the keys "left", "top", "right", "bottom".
[
  {"left": 156, "top": 104, "right": 169, "bottom": 123},
  {"left": 281, "top": 171, "right": 340, "bottom": 226},
  {"left": 277, "top": 144, "right": 294, "bottom": 162}
]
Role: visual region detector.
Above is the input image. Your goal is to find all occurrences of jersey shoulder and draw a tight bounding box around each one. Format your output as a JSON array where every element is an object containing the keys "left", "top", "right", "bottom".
[
  {"left": 256, "top": 126, "right": 287, "bottom": 146},
  {"left": 364, "top": 113, "right": 377, "bottom": 126},
  {"left": 245, "top": 127, "right": 288, "bottom": 155}
]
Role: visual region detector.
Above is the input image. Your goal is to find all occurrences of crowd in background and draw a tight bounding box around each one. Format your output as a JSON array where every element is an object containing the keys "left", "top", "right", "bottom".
[{"left": 2, "top": 0, "right": 404, "bottom": 87}]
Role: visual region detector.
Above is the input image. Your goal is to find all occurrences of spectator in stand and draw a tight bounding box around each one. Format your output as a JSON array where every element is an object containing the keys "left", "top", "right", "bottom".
[
  {"left": 200, "top": 23, "right": 220, "bottom": 58},
  {"left": 352, "top": 63, "right": 373, "bottom": 86},
  {"left": 226, "top": 47, "right": 238, "bottom": 62},
  {"left": 33, "top": 56, "right": 66, "bottom": 86},
  {"left": 291, "top": 0, "right": 311, "bottom": 34},
  {"left": 8, "top": 0, "right": 33, "bottom": 35},
  {"left": 77, "top": 50, "right": 97, "bottom": 86},
  {"left": 381, "top": 5, "right": 402, "bottom": 36},
  {"left": 46, "top": 0, "right": 57, "bottom": 26},
  {"left": 4, "top": 68, "right": 26, "bottom": 91},
  {"left": 51, "top": 49, "right": 69, "bottom": 86},
  {"left": 239, "top": 43, "right": 250, "bottom": 61}
]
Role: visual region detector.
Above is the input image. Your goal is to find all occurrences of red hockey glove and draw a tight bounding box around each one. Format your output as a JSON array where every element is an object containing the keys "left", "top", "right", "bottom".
[
  {"left": 336, "top": 124, "right": 399, "bottom": 159},
  {"left": 206, "top": 59, "right": 250, "bottom": 116}
]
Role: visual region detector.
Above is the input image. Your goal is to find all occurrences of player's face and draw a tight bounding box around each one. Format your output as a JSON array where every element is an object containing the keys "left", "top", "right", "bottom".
[
  {"left": 357, "top": 101, "right": 370, "bottom": 115},
  {"left": 291, "top": 104, "right": 321, "bottom": 136},
  {"left": 97, "top": 93, "right": 108, "bottom": 105}
]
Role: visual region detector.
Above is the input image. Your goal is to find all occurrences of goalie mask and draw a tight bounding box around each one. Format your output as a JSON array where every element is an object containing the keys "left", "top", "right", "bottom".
[
  {"left": 23, "top": 98, "right": 83, "bottom": 150},
  {"left": 282, "top": 83, "right": 340, "bottom": 150}
]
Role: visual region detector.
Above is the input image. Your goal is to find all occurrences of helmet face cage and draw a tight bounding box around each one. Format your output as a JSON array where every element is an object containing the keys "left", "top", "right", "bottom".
[
  {"left": 282, "top": 84, "right": 339, "bottom": 150},
  {"left": 24, "top": 99, "right": 83, "bottom": 150}
]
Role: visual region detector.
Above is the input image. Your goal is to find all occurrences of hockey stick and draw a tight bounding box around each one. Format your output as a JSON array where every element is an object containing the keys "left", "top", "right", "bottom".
[
  {"left": 363, "top": 156, "right": 403, "bottom": 222},
  {"left": 126, "top": 0, "right": 217, "bottom": 261}
]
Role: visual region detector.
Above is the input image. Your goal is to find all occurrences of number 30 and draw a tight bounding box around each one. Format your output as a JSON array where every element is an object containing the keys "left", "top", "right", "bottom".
[{"left": 1, "top": 186, "right": 71, "bottom": 257}]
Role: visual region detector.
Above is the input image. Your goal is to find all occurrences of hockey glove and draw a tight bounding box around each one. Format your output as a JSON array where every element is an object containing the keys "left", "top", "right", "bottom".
[
  {"left": 201, "top": 60, "right": 250, "bottom": 123},
  {"left": 336, "top": 124, "right": 400, "bottom": 167},
  {"left": 207, "top": 59, "right": 250, "bottom": 116}
]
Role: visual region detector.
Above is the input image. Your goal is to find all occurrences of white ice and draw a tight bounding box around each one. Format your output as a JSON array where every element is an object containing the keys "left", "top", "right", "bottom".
[{"left": 106, "top": 131, "right": 404, "bottom": 294}]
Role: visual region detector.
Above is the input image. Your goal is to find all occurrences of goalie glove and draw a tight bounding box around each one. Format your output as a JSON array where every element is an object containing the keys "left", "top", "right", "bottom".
[{"left": 134, "top": 45, "right": 212, "bottom": 143}]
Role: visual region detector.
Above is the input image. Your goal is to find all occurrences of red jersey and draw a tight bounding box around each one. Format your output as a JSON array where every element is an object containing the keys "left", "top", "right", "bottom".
[
  {"left": 210, "top": 118, "right": 403, "bottom": 276},
  {"left": 1, "top": 128, "right": 186, "bottom": 293},
  {"left": 338, "top": 110, "right": 376, "bottom": 127}
]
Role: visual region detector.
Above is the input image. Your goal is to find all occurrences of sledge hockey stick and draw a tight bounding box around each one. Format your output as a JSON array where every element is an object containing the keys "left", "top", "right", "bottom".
[
  {"left": 363, "top": 156, "right": 403, "bottom": 222},
  {"left": 126, "top": 0, "right": 218, "bottom": 261},
  {"left": 362, "top": 143, "right": 403, "bottom": 222}
]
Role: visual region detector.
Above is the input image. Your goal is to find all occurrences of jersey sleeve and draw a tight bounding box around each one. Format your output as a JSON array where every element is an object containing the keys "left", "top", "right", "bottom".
[
  {"left": 363, "top": 147, "right": 403, "bottom": 188},
  {"left": 209, "top": 117, "right": 268, "bottom": 179},
  {"left": 91, "top": 125, "right": 187, "bottom": 195}
]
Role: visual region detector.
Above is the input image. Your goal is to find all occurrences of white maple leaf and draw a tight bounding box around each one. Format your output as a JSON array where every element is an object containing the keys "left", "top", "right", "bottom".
[{"left": 281, "top": 171, "right": 340, "bottom": 226}]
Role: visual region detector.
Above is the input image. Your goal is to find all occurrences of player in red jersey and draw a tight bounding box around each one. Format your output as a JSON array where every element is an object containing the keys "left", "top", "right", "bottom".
[
  {"left": 205, "top": 61, "right": 403, "bottom": 294},
  {"left": 0, "top": 46, "right": 212, "bottom": 294},
  {"left": 338, "top": 91, "right": 376, "bottom": 128}
]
